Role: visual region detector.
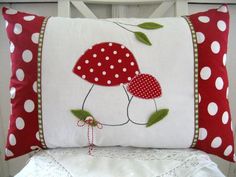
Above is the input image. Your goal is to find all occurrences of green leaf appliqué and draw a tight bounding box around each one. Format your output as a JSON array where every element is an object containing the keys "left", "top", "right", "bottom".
[
  {"left": 134, "top": 31, "right": 152, "bottom": 46},
  {"left": 138, "top": 22, "right": 163, "bottom": 29},
  {"left": 71, "top": 109, "right": 92, "bottom": 121},
  {"left": 146, "top": 109, "right": 169, "bottom": 127}
]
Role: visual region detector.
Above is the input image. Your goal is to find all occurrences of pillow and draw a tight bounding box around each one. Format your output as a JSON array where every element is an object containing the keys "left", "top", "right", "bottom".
[{"left": 2, "top": 5, "right": 235, "bottom": 162}]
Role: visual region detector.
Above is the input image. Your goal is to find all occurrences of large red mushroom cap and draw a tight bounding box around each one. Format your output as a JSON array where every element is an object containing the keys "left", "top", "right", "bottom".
[
  {"left": 73, "top": 42, "right": 140, "bottom": 86},
  {"left": 127, "top": 73, "right": 162, "bottom": 99}
]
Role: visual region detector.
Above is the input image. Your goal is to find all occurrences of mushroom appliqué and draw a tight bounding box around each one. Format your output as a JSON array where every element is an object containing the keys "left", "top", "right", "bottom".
[{"left": 71, "top": 42, "right": 169, "bottom": 128}]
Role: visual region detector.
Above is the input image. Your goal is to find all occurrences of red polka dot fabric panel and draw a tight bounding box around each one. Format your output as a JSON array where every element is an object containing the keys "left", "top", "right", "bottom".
[
  {"left": 2, "top": 7, "right": 45, "bottom": 160},
  {"left": 188, "top": 5, "right": 235, "bottom": 162},
  {"left": 2, "top": 5, "right": 235, "bottom": 162}
]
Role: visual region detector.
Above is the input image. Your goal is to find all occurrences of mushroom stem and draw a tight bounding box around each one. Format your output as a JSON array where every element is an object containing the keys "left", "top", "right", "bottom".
[
  {"left": 153, "top": 99, "right": 158, "bottom": 112},
  {"left": 127, "top": 96, "right": 147, "bottom": 126},
  {"left": 82, "top": 84, "right": 95, "bottom": 110},
  {"left": 122, "top": 85, "right": 130, "bottom": 101}
]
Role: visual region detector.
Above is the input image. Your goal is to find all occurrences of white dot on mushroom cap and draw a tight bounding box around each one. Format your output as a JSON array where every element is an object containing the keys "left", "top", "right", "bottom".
[
  {"left": 126, "top": 53, "right": 130, "bottom": 57},
  {"left": 10, "top": 87, "right": 16, "bottom": 99},
  {"left": 16, "top": 117, "right": 25, "bottom": 130},
  {"left": 118, "top": 59, "right": 122, "bottom": 63},
  {"left": 113, "top": 51, "right": 117, "bottom": 55},
  {"left": 224, "top": 145, "right": 233, "bottom": 156},
  {"left": 22, "top": 50, "right": 33, "bottom": 63},
  {"left": 198, "top": 16, "right": 210, "bottom": 23},
  {"left": 215, "top": 77, "right": 224, "bottom": 90},
  {"left": 36, "top": 131, "right": 40, "bottom": 141},
  {"left": 128, "top": 77, "right": 131, "bottom": 81},
  {"left": 217, "top": 20, "right": 226, "bottom": 32},
  {"left": 107, "top": 80, "right": 111, "bottom": 84},
  {"left": 5, "top": 148, "right": 14, "bottom": 157},
  {"left": 115, "top": 74, "right": 119, "bottom": 78},
  {"left": 101, "top": 48, "right": 105, "bottom": 52},
  {"left": 222, "top": 111, "right": 229, "bottom": 124},
  {"left": 85, "top": 60, "right": 89, "bottom": 64},
  {"left": 121, "top": 45, "right": 125, "bottom": 49},
  {"left": 14, "top": 23, "right": 22, "bottom": 35},
  {"left": 130, "top": 62, "right": 135, "bottom": 66},
  {"left": 82, "top": 75, "right": 86, "bottom": 79},
  {"left": 196, "top": 32, "right": 205, "bottom": 44},
  {"left": 110, "top": 65, "right": 114, "bottom": 69},
  {"left": 9, "top": 133, "right": 16, "bottom": 146},
  {"left": 31, "top": 33, "right": 39, "bottom": 44},
  {"left": 211, "top": 137, "right": 222, "bottom": 148},
  {"left": 10, "top": 42, "right": 15, "bottom": 53},
  {"left": 211, "top": 41, "right": 220, "bottom": 54},
  {"left": 200, "top": 67, "right": 211, "bottom": 80},
  {"left": 24, "top": 99, "right": 35, "bottom": 113},
  {"left": 23, "top": 15, "right": 35, "bottom": 21},
  {"left": 90, "top": 68, "right": 94, "bottom": 73},
  {"left": 94, "top": 77, "right": 99, "bottom": 82},
  {"left": 93, "top": 54, "right": 97, "bottom": 58},
  {"left": 223, "top": 54, "right": 227, "bottom": 66},
  {"left": 33, "top": 81, "right": 37, "bottom": 93},
  {"left": 108, "top": 43, "right": 112, "bottom": 46},
  {"left": 198, "top": 128, "right": 207, "bottom": 140},
  {"left": 226, "top": 87, "right": 229, "bottom": 99},
  {"left": 97, "top": 62, "right": 101, "bottom": 66},
  {"left": 105, "top": 56, "right": 109, "bottom": 60},
  {"left": 77, "top": 66, "right": 81, "bottom": 70},
  {"left": 16, "top": 69, "right": 25, "bottom": 81},
  {"left": 123, "top": 68, "right": 127, "bottom": 72},
  {"left": 102, "top": 71, "right": 106, "bottom": 75},
  {"left": 135, "top": 71, "right": 139, "bottom": 75},
  {"left": 6, "top": 9, "right": 18, "bottom": 15},
  {"left": 5, "top": 21, "right": 8, "bottom": 28},
  {"left": 208, "top": 102, "right": 218, "bottom": 116}
]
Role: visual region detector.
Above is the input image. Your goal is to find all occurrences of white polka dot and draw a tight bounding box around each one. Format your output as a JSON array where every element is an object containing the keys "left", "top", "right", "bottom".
[
  {"left": 94, "top": 77, "right": 99, "bottom": 82},
  {"left": 10, "top": 87, "right": 16, "bottom": 99},
  {"left": 113, "top": 50, "right": 117, "bottom": 54},
  {"left": 24, "top": 99, "right": 35, "bottom": 113},
  {"left": 10, "top": 42, "right": 15, "bottom": 53},
  {"left": 31, "top": 33, "right": 39, "bottom": 44},
  {"left": 198, "top": 16, "right": 210, "bottom": 23},
  {"left": 130, "top": 62, "right": 135, "bottom": 66},
  {"left": 33, "top": 81, "right": 37, "bottom": 93},
  {"left": 85, "top": 60, "right": 89, "bottom": 64},
  {"left": 217, "top": 6, "right": 228, "bottom": 13},
  {"left": 200, "top": 67, "right": 211, "bottom": 80},
  {"left": 9, "top": 134, "right": 16, "bottom": 146},
  {"left": 196, "top": 32, "right": 205, "bottom": 44},
  {"left": 82, "top": 75, "right": 86, "bottom": 79},
  {"left": 107, "top": 80, "right": 111, "bottom": 84},
  {"left": 226, "top": 87, "right": 229, "bottom": 99},
  {"left": 5, "top": 148, "right": 14, "bottom": 157},
  {"left": 23, "top": 15, "right": 35, "bottom": 21},
  {"left": 6, "top": 9, "right": 17, "bottom": 15},
  {"left": 97, "top": 62, "right": 101, "bottom": 66},
  {"left": 89, "top": 68, "right": 94, "bottom": 73},
  {"left": 208, "top": 102, "right": 218, "bottom": 116},
  {"left": 199, "top": 94, "right": 201, "bottom": 103},
  {"left": 211, "top": 41, "right": 220, "bottom": 54},
  {"left": 5, "top": 21, "right": 8, "bottom": 28},
  {"left": 36, "top": 131, "right": 40, "bottom": 141},
  {"left": 123, "top": 68, "right": 127, "bottom": 72},
  {"left": 223, "top": 54, "right": 227, "bottom": 66},
  {"left": 102, "top": 71, "right": 106, "bottom": 75},
  {"left": 211, "top": 137, "right": 222, "bottom": 148},
  {"left": 110, "top": 65, "right": 114, "bottom": 69},
  {"left": 115, "top": 74, "right": 119, "bottom": 78},
  {"left": 198, "top": 128, "right": 207, "bottom": 140},
  {"left": 108, "top": 43, "right": 112, "bottom": 46},
  {"left": 31, "top": 146, "right": 40, "bottom": 150},
  {"left": 77, "top": 66, "right": 81, "bottom": 70},
  {"left": 16, "top": 117, "right": 25, "bottom": 130},
  {"left": 231, "top": 121, "right": 234, "bottom": 132},
  {"left": 16, "top": 69, "right": 25, "bottom": 81},
  {"left": 121, "top": 45, "right": 125, "bottom": 49},
  {"left": 22, "top": 50, "right": 33, "bottom": 63},
  {"left": 224, "top": 145, "right": 233, "bottom": 156},
  {"left": 93, "top": 54, "right": 97, "bottom": 58},
  {"left": 13, "top": 23, "right": 22, "bottom": 35},
  {"left": 135, "top": 71, "right": 139, "bottom": 75},
  {"left": 217, "top": 20, "right": 226, "bottom": 32},
  {"left": 215, "top": 77, "right": 224, "bottom": 90},
  {"left": 128, "top": 77, "right": 131, "bottom": 81},
  {"left": 101, "top": 48, "right": 105, "bottom": 52},
  {"left": 105, "top": 56, "right": 109, "bottom": 60},
  {"left": 118, "top": 59, "right": 122, "bottom": 63},
  {"left": 126, "top": 53, "right": 130, "bottom": 57},
  {"left": 222, "top": 111, "right": 229, "bottom": 124}
]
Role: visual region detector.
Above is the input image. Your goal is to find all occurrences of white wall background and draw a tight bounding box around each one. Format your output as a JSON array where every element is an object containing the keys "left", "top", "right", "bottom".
[{"left": 0, "top": 2, "right": 235, "bottom": 177}]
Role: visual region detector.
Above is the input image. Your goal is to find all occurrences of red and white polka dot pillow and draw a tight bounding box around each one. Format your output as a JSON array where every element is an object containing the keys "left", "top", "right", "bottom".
[{"left": 2, "top": 5, "right": 235, "bottom": 162}]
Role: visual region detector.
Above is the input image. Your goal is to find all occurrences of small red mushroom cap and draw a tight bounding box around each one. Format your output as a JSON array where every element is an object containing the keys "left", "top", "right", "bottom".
[
  {"left": 127, "top": 74, "right": 162, "bottom": 99},
  {"left": 73, "top": 42, "right": 140, "bottom": 86}
]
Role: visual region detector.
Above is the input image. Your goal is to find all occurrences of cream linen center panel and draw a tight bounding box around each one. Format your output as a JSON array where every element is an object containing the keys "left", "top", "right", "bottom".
[{"left": 41, "top": 17, "right": 195, "bottom": 148}]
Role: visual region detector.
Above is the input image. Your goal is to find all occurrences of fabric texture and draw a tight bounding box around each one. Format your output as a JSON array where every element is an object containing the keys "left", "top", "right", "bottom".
[{"left": 2, "top": 5, "right": 235, "bottom": 162}]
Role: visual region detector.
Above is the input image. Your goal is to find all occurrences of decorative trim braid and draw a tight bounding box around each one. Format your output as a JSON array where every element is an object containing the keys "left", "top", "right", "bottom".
[
  {"left": 183, "top": 16, "right": 199, "bottom": 148},
  {"left": 37, "top": 17, "right": 50, "bottom": 149}
]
